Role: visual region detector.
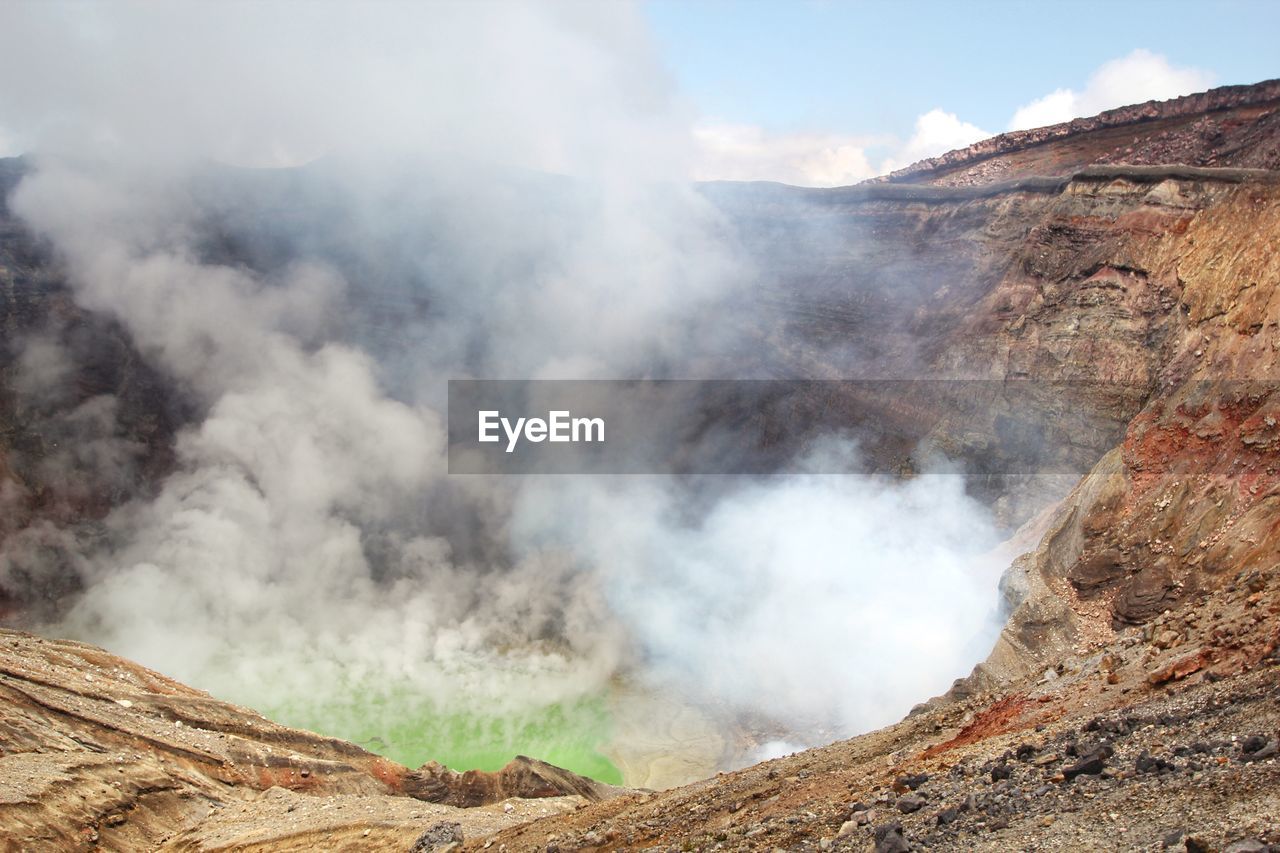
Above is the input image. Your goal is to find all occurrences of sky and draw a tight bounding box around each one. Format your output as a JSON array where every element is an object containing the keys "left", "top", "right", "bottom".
[
  {"left": 647, "top": 0, "right": 1280, "bottom": 184},
  {"left": 0, "top": 0, "right": 1277, "bottom": 187}
]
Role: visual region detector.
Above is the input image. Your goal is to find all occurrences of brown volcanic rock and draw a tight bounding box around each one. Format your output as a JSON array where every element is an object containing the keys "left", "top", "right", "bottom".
[
  {"left": 1113, "top": 561, "right": 1179, "bottom": 625},
  {"left": 0, "top": 630, "right": 406, "bottom": 796},
  {"left": 1067, "top": 548, "right": 1128, "bottom": 593},
  {"left": 403, "top": 756, "right": 623, "bottom": 808},
  {"left": 959, "top": 170, "right": 1280, "bottom": 684}
]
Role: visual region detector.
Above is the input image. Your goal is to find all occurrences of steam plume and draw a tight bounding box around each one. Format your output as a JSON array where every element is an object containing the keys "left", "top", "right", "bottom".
[{"left": 0, "top": 1, "right": 1006, "bottom": 780}]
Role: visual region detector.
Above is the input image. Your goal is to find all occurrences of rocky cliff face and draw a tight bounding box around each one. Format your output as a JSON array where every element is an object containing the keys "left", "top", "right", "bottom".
[
  {"left": 703, "top": 81, "right": 1280, "bottom": 689},
  {"left": 972, "top": 169, "right": 1280, "bottom": 689}
]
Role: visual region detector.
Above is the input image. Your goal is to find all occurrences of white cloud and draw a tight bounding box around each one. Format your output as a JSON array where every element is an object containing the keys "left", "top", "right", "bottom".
[
  {"left": 692, "top": 110, "right": 993, "bottom": 187},
  {"left": 691, "top": 122, "right": 881, "bottom": 187},
  {"left": 879, "top": 108, "right": 991, "bottom": 174},
  {"left": 1009, "top": 49, "right": 1215, "bottom": 131},
  {"left": 692, "top": 49, "right": 1217, "bottom": 186},
  {"left": 1008, "top": 89, "right": 1077, "bottom": 132}
]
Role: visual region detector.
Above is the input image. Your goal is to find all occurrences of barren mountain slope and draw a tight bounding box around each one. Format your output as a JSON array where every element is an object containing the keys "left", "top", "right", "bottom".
[{"left": 485, "top": 577, "right": 1280, "bottom": 852}]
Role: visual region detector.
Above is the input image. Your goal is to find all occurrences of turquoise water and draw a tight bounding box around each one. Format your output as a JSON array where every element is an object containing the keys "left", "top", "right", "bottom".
[{"left": 265, "top": 692, "right": 624, "bottom": 785}]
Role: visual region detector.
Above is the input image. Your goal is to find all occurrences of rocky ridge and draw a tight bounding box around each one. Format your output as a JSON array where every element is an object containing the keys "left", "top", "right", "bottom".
[{"left": 878, "top": 79, "right": 1280, "bottom": 185}]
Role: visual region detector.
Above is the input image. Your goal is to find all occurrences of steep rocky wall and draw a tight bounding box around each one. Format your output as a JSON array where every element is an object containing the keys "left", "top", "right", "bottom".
[
  {"left": 973, "top": 176, "right": 1280, "bottom": 687},
  {"left": 707, "top": 164, "right": 1277, "bottom": 524},
  {"left": 705, "top": 95, "right": 1279, "bottom": 687}
]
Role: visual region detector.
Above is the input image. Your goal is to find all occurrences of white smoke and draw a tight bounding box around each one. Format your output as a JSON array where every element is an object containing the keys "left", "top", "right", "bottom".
[
  {"left": 514, "top": 457, "right": 1003, "bottom": 738},
  {"left": 0, "top": 1, "right": 687, "bottom": 177},
  {"left": 0, "top": 1, "right": 1008, "bottom": 782}
]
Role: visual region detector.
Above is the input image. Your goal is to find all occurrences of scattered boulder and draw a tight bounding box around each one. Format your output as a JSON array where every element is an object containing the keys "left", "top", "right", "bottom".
[
  {"left": 892, "top": 773, "right": 929, "bottom": 792},
  {"left": 1223, "top": 839, "right": 1269, "bottom": 853},
  {"left": 1136, "top": 751, "right": 1176, "bottom": 774},
  {"left": 873, "top": 822, "right": 911, "bottom": 853},
  {"left": 935, "top": 806, "right": 960, "bottom": 826},
  {"left": 1239, "top": 734, "right": 1269, "bottom": 753},
  {"left": 1239, "top": 736, "right": 1278, "bottom": 762},
  {"left": 1184, "top": 835, "right": 1212, "bottom": 853},
  {"left": 1115, "top": 564, "right": 1179, "bottom": 624},
  {"left": 1148, "top": 651, "right": 1208, "bottom": 686},
  {"left": 896, "top": 793, "right": 927, "bottom": 814},
  {"left": 409, "top": 822, "right": 463, "bottom": 853},
  {"left": 1063, "top": 749, "right": 1110, "bottom": 781}
]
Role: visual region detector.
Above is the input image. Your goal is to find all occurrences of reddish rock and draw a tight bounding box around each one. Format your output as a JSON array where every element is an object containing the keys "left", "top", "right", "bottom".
[{"left": 1148, "top": 650, "right": 1209, "bottom": 685}]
